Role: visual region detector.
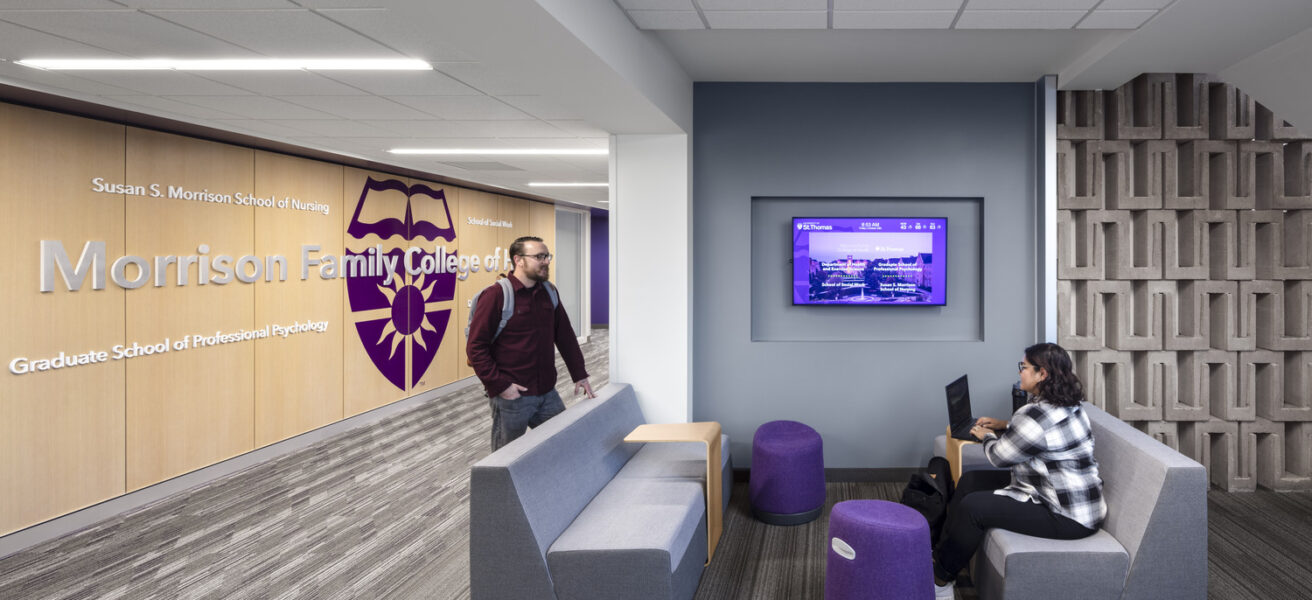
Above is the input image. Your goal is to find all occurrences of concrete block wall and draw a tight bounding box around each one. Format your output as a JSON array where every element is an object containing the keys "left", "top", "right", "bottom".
[{"left": 1058, "top": 73, "right": 1312, "bottom": 492}]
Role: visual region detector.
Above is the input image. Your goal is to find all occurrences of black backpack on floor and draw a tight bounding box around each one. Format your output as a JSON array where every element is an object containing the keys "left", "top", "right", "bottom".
[{"left": 900, "top": 456, "right": 953, "bottom": 542}]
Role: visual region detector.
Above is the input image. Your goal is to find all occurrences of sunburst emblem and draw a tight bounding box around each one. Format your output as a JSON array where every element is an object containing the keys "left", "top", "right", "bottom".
[
  {"left": 345, "top": 177, "right": 457, "bottom": 391},
  {"left": 373, "top": 272, "right": 444, "bottom": 359}
]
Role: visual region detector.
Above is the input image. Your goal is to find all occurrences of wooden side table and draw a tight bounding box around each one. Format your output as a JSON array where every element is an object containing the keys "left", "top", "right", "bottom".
[
  {"left": 944, "top": 426, "right": 979, "bottom": 485},
  {"left": 624, "top": 422, "right": 723, "bottom": 564}
]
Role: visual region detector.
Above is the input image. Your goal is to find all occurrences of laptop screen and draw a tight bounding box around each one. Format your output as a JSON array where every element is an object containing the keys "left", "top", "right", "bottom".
[{"left": 945, "top": 374, "right": 972, "bottom": 431}]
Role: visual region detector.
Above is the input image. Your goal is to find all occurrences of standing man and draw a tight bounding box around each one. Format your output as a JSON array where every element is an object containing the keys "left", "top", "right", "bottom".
[{"left": 467, "top": 236, "right": 595, "bottom": 451}]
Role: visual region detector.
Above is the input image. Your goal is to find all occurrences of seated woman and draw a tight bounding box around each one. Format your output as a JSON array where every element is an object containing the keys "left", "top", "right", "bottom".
[{"left": 933, "top": 343, "right": 1106, "bottom": 600}]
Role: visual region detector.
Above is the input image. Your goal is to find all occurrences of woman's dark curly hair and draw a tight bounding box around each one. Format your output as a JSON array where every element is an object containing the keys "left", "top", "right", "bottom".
[{"left": 1025, "top": 342, "right": 1084, "bottom": 407}]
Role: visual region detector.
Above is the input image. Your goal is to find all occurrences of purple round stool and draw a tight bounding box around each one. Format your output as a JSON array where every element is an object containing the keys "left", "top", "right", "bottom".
[
  {"left": 825, "top": 500, "right": 933, "bottom": 600},
  {"left": 749, "top": 420, "right": 825, "bottom": 525}
]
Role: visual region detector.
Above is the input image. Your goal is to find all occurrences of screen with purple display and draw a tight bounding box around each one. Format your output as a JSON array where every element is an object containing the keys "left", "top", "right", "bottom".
[{"left": 793, "top": 217, "right": 947, "bottom": 306}]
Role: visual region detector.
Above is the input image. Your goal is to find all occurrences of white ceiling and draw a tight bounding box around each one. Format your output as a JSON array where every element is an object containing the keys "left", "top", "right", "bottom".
[{"left": 0, "top": 0, "right": 1310, "bottom": 209}]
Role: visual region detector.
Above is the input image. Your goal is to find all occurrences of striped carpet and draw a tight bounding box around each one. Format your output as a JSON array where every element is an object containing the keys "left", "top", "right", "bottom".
[{"left": 0, "top": 329, "right": 1308, "bottom": 599}]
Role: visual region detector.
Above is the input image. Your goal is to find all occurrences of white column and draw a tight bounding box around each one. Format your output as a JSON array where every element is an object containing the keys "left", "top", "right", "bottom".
[{"left": 609, "top": 134, "right": 692, "bottom": 423}]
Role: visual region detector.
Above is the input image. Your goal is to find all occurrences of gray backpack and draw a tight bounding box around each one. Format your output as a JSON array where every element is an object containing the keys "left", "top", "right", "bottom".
[{"left": 465, "top": 277, "right": 559, "bottom": 341}]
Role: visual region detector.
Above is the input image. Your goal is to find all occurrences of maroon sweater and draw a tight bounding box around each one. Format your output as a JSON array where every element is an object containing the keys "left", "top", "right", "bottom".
[{"left": 466, "top": 274, "right": 588, "bottom": 398}]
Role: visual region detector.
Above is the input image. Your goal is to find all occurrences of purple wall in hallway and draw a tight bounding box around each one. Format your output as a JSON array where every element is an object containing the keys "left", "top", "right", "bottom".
[{"left": 590, "top": 208, "right": 609, "bottom": 325}]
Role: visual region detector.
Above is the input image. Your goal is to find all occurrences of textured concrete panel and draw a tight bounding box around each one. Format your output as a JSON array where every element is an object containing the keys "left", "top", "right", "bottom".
[
  {"left": 1107, "top": 74, "right": 1163, "bottom": 140},
  {"left": 1255, "top": 103, "right": 1306, "bottom": 141},
  {"left": 1241, "top": 418, "right": 1312, "bottom": 491},
  {"left": 1104, "top": 141, "right": 1166, "bottom": 210},
  {"left": 1105, "top": 210, "right": 1167, "bottom": 280},
  {"left": 1209, "top": 82, "right": 1256, "bottom": 141},
  {"left": 1163, "top": 210, "right": 1209, "bottom": 279},
  {"left": 1058, "top": 74, "right": 1311, "bottom": 491},
  {"left": 1101, "top": 280, "right": 1163, "bottom": 350},
  {"left": 1075, "top": 349, "right": 1131, "bottom": 414},
  {"left": 1256, "top": 351, "right": 1312, "bottom": 422},
  {"left": 1137, "top": 420, "right": 1181, "bottom": 452},
  {"left": 1056, "top": 209, "right": 1107, "bottom": 279},
  {"left": 1057, "top": 90, "right": 1103, "bottom": 141},
  {"left": 1162, "top": 74, "right": 1210, "bottom": 140},
  {"left": 1171, "top": 350, "right": 1234, "bottom": 422},
  {"left": 1162, "top": 141, "right": 1210, "bottom": 209},
  {"left": 1181, "top": 418, "right": 1248, "bottom": 491},
  {"left": 1256, "top": 210, "right": 1312, "bottom": 279},
  {"left": 1125, "top": 350, "right": 1169, "bottom": 421}
]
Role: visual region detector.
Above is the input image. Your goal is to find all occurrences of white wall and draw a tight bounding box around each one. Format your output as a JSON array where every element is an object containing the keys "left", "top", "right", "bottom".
[{"left": 610, "top": 134, "right": 692, "bottom": 423}]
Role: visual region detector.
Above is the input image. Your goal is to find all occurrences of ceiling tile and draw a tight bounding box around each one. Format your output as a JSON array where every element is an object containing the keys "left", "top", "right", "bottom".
[
  {"left": 1077, "top": 10, "right": 1156, "bottom": 29},
  {"left": 0, "top": 1, "right": 123, "bottom": 8},
  {"left": 265, "top": 118, "right": 390, "bottom": 137},
  {"left": 544, "top": 121, "right": 611, "bottom": 137},
  {"left": 166, "top": 95, "right": 338, "bottom": 119},
  {"left": 206, "top": 119, "right": 326, "bottom": 140},
  {"left": 698, "top": 0, "right": 826, "bottom": 9},
  {"left": 834, "top": 0, "right": 961, "bottom": 8},
  {"left": 70, "top": 71, "right": 255, "bottom": 95},
  {"left": 389, "top": 95, "right": 534, "bottom": 120},
  {"left": 277, "top": 95, "right": 431, "bottom": 120},
  {"left": 103, "top": 94, "right": 246, "bottom": 120},
  {"left": 628, "top": 10, "right": 705, "bottom": 30},
  {"left": 117, "top": 1, "right": 297, "bottom": 7},
  {"left": 833, "top": 11, "right": 957, "bottom": 29},
  {"left": 321, "top": 70, "right": 481, "bottom": 96},
  {"left": 191, "top": 71, "right": 366, "bottom": 96},
  {"left": 615, "top": 0, "right": 696, "bottom": 8},
  {"left": 955, "top": 10, "right": 1086, "bottom": 29},
  {"left": 0, "top": 10, "right": 256, "bottom": 57},
  {"left": 0, "top": 61, "right": 140, "bottom": 96},
  {"left": 361, "top": 120, "right": 572, "bottom": 138},
  {"left": 148, "top": 10, "right": 399, "bottom": 56},
  {"left": 0, "top": 19, "right": 120, "bottom": 58},
  {"left": 703, "top": 11, "right": 828, "bottom": 29},
  {"left": 315, "top": 8, "right": 477, "bottom": 61},
  {"left": 434, "top": 62, "right": 545, "bottom": 95},
  {"left": 496, "top": 96, "right": 582, "bottom": 120},
  {"left": 436, "top": 161, "right": 525, "bottom": 172},
  {"left": 965, "top": 0, "right": 1096, "bottom": 8},
  {"left": 1095, "top": 0, "right": 1171, "bottom": 7}
]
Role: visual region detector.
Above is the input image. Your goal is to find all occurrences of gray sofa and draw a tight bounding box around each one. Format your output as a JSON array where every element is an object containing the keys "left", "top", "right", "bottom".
[
  {"left": 936, "top": 402, "right": 1207, "bottom": 600},
  {"left": 470, "top": 382, "right": 732, "bottom": 600}
]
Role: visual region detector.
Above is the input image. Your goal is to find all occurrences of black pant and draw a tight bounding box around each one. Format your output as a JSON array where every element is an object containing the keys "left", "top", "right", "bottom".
[{"left": 932, "top": 470, "right": 1096, "bottom": 582}]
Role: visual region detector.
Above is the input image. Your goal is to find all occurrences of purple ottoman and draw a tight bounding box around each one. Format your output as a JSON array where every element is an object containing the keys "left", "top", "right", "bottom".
[
  {"left": 749, "top": 420, "right": 825, "bottom": 525},
  {"left": 825, "top": 500, "right": 933, "bottom": 600}
]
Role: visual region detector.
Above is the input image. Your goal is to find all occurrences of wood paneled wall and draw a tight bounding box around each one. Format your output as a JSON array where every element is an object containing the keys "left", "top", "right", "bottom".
[{"left": 0, "top": 102, "right": 557, "bottom": 535}]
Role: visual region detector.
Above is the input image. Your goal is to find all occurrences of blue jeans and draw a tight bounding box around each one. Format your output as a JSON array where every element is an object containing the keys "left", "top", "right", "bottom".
[{"left": 490, "top": 389, "right": 565, "bottom": 451}]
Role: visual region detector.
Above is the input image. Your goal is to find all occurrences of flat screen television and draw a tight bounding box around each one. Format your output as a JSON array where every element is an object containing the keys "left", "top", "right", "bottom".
[{"left": 792, "top": 217, "right": 947, "bottom": 306}]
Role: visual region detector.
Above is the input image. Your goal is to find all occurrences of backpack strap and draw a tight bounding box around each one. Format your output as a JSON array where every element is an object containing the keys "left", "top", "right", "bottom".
[
  {"left": 542, "top": 280, "right": 559, "bottom": 309},
  {"left": 494, "top": 277, "right": 515, "bottom": 338}
]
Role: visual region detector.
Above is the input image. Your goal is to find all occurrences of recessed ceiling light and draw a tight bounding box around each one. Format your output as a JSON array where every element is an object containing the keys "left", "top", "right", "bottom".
[
  {"left": 390, "top": 148, "right": 607, "bottom": 156},
  {"left": 527, "top": 182, "right": 608, "bottom": 188},
  {"left": 16, "top": 58, "right": 432, "bottom": 71}
]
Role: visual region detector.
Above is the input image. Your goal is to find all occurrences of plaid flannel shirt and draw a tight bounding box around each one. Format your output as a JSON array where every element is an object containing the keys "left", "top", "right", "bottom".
[{"left": 979, "top": 400, "right": 1107, "bottom": 529}]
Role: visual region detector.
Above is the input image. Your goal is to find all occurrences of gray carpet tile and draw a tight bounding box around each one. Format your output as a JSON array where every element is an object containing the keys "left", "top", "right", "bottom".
[
  {"left": 2, "top": 329, "right": 1310, "bottom": 599},
  {"left": 0, "top": 331, "right": 608, "bottom": 600}
]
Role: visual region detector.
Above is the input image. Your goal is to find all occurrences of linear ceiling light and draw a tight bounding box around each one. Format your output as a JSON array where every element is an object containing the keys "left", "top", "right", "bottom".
[
  {"left": 16, "top": 58, "right": 432, "bottom": 71},
  {"left": 527, "top": 182, "right": 608, "bottom": 187},
  {"left": 390, "top": 148, "right": 607, "bottom": 156}
]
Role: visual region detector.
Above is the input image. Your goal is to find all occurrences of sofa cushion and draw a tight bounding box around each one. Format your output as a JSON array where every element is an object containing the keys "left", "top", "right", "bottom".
[
  {"left": 978, "top": 528, "right": 1129, "bottom": 600},
  {"left": 547, "top": 478, "right": 707, "bottom": 599},
  {"left": 470, "top": 383, "right": 646, "bottom": 600}
]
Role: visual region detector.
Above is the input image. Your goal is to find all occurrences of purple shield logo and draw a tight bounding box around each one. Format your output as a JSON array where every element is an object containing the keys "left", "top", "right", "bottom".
[{"left": 346, "top": 177, "right": 457, "bottom": 390}]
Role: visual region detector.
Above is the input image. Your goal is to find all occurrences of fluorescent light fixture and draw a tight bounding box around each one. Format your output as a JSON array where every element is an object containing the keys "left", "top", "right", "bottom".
[
  {"left": 527, "top": 182, "right": 608, "bottom": 188},
  {"left": 390, "top": 148, "right": 607, "bottom": 156},
  {"left": 16, "top": 58, "right": 432, "bottom": 71}
]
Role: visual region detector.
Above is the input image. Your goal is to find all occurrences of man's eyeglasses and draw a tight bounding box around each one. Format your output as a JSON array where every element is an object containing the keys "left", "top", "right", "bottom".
[{"left": 521, "top": 253, "right": 552, "bottom": 263}]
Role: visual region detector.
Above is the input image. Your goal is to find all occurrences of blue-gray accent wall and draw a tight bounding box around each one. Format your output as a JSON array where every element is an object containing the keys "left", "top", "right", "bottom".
[{"left": 693, "top": 82, "right": 1041, "bottom": 468}]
